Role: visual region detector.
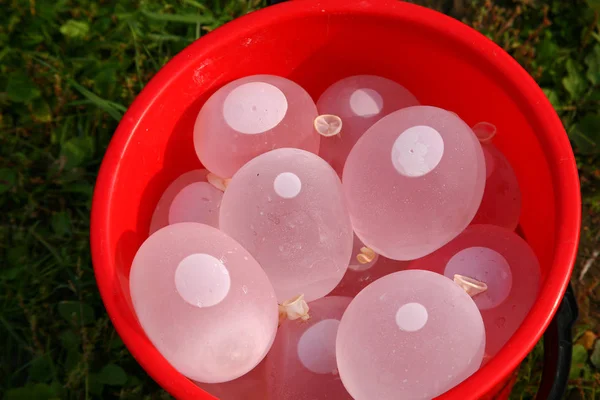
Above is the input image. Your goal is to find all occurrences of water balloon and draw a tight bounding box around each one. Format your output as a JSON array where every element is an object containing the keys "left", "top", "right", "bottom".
[
  {"left": 342, "top": 106, "right": 485, "bottom": 260},
  {"left": 220, "top": 148, "right": 353, "bottom": 303},
  {"left": 130, "top": 223, "right": 278, "bottom": 383},
  {"left": 194, "top": 75, "right": 319, "bottom": 178}
]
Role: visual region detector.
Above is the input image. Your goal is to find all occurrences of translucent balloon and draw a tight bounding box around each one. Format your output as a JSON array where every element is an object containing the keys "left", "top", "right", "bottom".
[
  {"left": 130, "top": 223, "right": 278, "bottom": 383},
  {"left": 317, "top": 75, "right": 419, "bottom": 174},
  {"left": 342, "top": 106, "right": 486, "bottom": 260},
  {"left": 331, "top": 235, "right": 410, "bottom": 297},
  {"left": 194, "top": 75, "right": 320, "bottom": 178},
  {"left": 336, "top": 270, "right": 485, "bottom": 400},
  {"left": 409, "top": 224, "right": 540, "bottom": 359},
  {"left": 195, "top": 360, "right": 268, "bottom": 400},
  {"left": 168, "top": 182, "right": 223, "bottom": 228},
  {"left": 149, "top": 169, "right": 209, "bottom": 234},
  {"left": 266, "top": 296, "right": 353, "bottom": 400},
  {"left": 472, "top": 121, "right": 497, "bottom": 143},
  {"left": 220, "top": 148, "right": 353, "bottom": 303},
  {"left": 471, "top": 144, "right": 521, "bottom": 230},
  {"left": 349, "top": 233, "right": 380, "bottom": 271}
]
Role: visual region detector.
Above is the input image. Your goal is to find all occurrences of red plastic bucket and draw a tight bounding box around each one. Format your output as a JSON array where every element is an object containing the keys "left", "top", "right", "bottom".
[{"left": 90, "top": 0, "right": 581, "bottom": 398}]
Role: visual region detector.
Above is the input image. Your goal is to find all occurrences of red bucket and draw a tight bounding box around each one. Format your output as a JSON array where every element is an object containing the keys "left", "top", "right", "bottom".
[{"left": 91, "top": 1, "right": 581, "bottom": 398}]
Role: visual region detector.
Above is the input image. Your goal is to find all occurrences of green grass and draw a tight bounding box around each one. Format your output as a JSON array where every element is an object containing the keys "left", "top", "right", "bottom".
[{"left": 1, "top": 0, "right": 599, "bottom": 399}]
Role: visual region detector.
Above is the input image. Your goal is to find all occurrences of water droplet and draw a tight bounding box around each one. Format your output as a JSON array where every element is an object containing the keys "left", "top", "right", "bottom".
[{"left": 242, "top": 285, "right": 248, "bottom": 294}]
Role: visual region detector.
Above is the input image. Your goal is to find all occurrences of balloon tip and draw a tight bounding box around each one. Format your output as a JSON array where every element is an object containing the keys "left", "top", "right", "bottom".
[
  {"left": 279, "top": 294, "right": 310, "bottom": 324},
  {"left": 472, "top": 122, "right": 497, "bottom": 143},
  {"left": 314, "top": 114, "right": 343, "bottom": 137},
  {"left": 453, "top": 274, "right": 488, "bottom": 298},
  {"left": 207, "top": 172, "right": 230, "bottom": 192}
]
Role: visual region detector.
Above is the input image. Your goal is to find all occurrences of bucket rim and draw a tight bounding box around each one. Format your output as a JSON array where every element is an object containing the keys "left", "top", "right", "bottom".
[{"left": 91, "top": 1, "right": 581, "bottom": 399}]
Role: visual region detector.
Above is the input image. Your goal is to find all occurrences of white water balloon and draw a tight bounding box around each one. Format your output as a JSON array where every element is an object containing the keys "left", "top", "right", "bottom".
[
  {"left": 168, "top": 182, "right": 223, "bottom": 228},
  {"left": 342, "top": 106, "right": 485, "bottom": 260},
  {"left": 220, "top": 148, "right": 353, "bottom": 303},
  {"left": 130, "top": 223, "right": 278, "bottom": 383},
  {"left": 194, "top": 75, "right": 319, "bottom": 178},
  {"left": 149, "top": 169, "right": 209, "bottom": 234},
  {"left": 336, "top": 270, "right": 485, "bottom": 400}
]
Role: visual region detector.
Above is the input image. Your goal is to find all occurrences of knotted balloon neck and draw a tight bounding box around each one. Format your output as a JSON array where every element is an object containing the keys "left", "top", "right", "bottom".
[
  {"left": 357, "top": 246, "right": 377, "bottom": 264},
  {"left": 472, "top": 122, "right": 497, "bottom": 144},
  {"left": 207, "top": 172, "right": 231, "bottom": 192},
  {"left": 314, "top": 114, "right": 343, "bottom": 138},
  {"left": 453, "top": 274, "right": 488, "bottom": 298},
  {"left": 278, "top": 294, "right": 310, "bottom": 324}
]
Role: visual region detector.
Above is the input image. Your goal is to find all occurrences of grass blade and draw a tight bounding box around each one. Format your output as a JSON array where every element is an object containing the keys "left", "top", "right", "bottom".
[
  {"left": 31, "top": 56, "right": 124, "bottom": 121},
  {"left": 142, "top": 10, "right": 214, "bottom": 24}
]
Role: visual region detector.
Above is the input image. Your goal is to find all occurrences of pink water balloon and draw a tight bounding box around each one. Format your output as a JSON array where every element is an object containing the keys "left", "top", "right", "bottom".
[
  {"left": 194, "top": 75, "right": 320, "bottom": 178},
  {"left": 168, "top": 182, "right": 223, "bottom": 228},
  {"left": 336, "top": 270, "right": 485, "bottom": 400},
  {"left": 331, "top": 235, "right": 410, "bottom": 297},
  {"left": 266, "top": 296, "right": 353, "bottom": 400},
  {"left": 220, "top": 148, "right": 353, "bottom": 303},
  {"left": 342, "top": 106, "right": 486, "bottom": 260},
  {"left": 149, "top": 169, "right": 209, "bottom": 234},
  {"left": 130, "top": 223, "right": 278, "bottom": 383},
  {"left": 317, "top": 75, "right": 419, "bottom": 174},
  {"left": 409, "top": 224, "right": 540, "bottom": 359},
  {"left": 471, "top": 143, "right": 521, "bottom": 230}
]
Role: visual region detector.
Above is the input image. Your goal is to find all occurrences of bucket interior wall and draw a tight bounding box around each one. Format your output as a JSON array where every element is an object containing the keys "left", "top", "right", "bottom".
[{"left": 97, "top": 5, "right": 565, "bottom": 400}]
